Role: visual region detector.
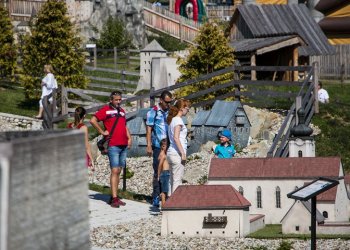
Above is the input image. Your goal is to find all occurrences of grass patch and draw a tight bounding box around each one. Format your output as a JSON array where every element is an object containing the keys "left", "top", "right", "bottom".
[
  {"left": 312, "top": 83, "right": 350, "bottom": 172},
  {"left": 0, "top": 82, "right": 37, "bottom": 117},
  {"left": 248, "top": 224, "right": 350, "bottom": 239}
]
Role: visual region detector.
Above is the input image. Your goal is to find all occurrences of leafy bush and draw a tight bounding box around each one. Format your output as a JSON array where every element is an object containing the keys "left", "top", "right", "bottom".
[
  {"left": 96, "top": 16, "right": 134, "bottom": 50},
  {"left": 0, "top": 6, "right": 16, "bottom": 79},
  {"left": 197, "top": 175, "right": 208, "bottom": 185},
  {"left": 277, "top": 240, "right": 293, "bottom": 250},
  {"left": 21, "top": 0, "right": 88, "bottom": 100},
  {"left": 147, "top": 30, "right": 187, "bottom": 52},
  {"left": 175, "top": 22, "right": 236, "bottom": 105}
]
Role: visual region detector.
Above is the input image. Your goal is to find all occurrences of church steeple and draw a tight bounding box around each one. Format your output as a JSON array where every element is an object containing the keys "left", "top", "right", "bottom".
[{"left": 289, "top": 108, "right": 315, "bottom": 157}]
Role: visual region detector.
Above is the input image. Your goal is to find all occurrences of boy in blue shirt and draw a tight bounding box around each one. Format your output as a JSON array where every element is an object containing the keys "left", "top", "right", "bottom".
[{"left": 214, "top": 129, "right": 236, "bottom": 158}]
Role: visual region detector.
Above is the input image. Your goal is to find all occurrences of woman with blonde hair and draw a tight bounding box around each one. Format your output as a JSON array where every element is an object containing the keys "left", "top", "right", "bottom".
[
  {"left": 166, "top": 99, "right": 191, "bottom": 194},
  {"left": 35, "top": 64, "right": 57, "bottom": 119}
]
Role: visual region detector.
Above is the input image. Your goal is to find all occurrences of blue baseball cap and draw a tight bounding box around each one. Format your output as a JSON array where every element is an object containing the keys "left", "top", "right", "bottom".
[{"left": 220, "top": 129, "right": 232, "bottom": 141}]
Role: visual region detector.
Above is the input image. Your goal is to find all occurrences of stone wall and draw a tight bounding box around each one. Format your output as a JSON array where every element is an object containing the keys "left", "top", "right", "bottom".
[
  {"left": 0, "top": 113, "right": 43, "bottom": 131},
  {"left": 0, "top": 130, "right": 90, "bottom": 250},
  {"left": 73, "top": 0, "right": 146, "bottom": 48}
]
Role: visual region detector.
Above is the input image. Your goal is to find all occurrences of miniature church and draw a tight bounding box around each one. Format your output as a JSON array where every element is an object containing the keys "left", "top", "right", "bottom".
[{"left": 161, "top": 108, "right": 350, "bottom": 237}]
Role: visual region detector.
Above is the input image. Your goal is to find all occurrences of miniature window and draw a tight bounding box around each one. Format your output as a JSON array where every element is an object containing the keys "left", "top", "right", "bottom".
[
  {"left": 296, "top": 226, "right": 299, "bottom": 231},
  {"left": 298, "top": 150, "right": 303, "bottom": 157},
  {"left": 257, "top": 186, "right": 262, "bottom": 208},
  {"left": 322, "top": 211, "right": 328, "bottom": 218},
  {"left": 276, "top": 186, "right": 281, "bottom": 208},
  {"left": 239, "top": 186, "right": 244, "bottom": 196}
]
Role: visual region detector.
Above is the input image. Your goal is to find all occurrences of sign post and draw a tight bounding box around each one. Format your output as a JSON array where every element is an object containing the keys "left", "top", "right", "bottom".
[{"left": 287, "top": 177, "right": 339, "bottom": 250}]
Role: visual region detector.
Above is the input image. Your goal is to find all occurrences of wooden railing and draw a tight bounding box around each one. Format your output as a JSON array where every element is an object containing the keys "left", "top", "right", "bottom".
[
  {"left": 142, "top": 2, "right": 201, "bottom": 44},
  {"left": 267, "top": 63, "right": 318, "bottom": 157},
  {"left": 8, "top": 0, "right": 46, "bottom": 21},
  {"left": 48, "top": 64, "right": 316, "bottom": 160}
]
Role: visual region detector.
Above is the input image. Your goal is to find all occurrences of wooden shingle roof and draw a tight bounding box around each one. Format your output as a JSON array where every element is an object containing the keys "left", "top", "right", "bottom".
[
  {"left": 205, "top": 100, "right": 242, "bottom": 127},
  {"left": 234, "top": 4, "right": 335, "bottom": 56},
  {"left": 230, "top": 35, "right": 304, "bottom": 53},
  {"left": 162, "top": 185, "right": 251, "bottom": 210},
  {"left": 208, "top": 157, "right": 342, "bottom": 180}
]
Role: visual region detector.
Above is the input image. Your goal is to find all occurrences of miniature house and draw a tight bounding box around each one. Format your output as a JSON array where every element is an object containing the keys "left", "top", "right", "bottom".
[
  {"left": 137, "top": 40, "right": 181, "bottom": 91},
  {"left": 161, "top": 185, "right": 253, "bottom": 238},
  {"left": 137, "top": 40, "right": 167, "bottom": 91},
  {"left": 126, "top": 108, "right": 149, "bottom": 157},
  {"left": 281, "top": 200, "right": 325, "bottom": 234},
  {"left": 207, "top": 157, "right": 349, "bottom": 224},
  {"left": 188, "top": 100, "right": 251, "bottom": 155}
]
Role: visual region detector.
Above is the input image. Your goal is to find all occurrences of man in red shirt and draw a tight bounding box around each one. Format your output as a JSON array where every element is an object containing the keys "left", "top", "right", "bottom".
[{"left": 90, "top": 91, "right": 132, "bottom": 208}]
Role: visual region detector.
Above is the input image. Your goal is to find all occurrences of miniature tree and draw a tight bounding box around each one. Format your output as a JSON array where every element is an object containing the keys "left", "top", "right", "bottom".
[
  {"left": 21, "top": 0, "right": 88, "bottom": 99},
  {"left": 176, "top": 22, "right": 235, "bottom": 104},
  {"left": 96, "top": 16, "right": 133, "bottom": 50},
  {"left": 0, "top": 6, "right": 17, "bottom": 79}
]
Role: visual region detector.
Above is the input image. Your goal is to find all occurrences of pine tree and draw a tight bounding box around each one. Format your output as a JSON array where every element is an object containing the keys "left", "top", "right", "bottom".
[
  {"left": 0, "top": 6, "right": 17, "bottom": 79},
  {"left": 176, "top": 22, "right": 235, "bottom": 104},
  {"left": 21, "top": 0, "right": 88, "bottom": 99},
  {"left": 96, "top": 16, "right": 133, "bottom": 50}
]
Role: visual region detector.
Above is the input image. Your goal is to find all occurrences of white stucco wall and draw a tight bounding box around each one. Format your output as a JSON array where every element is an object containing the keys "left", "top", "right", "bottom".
[
  {"left": 288, "top": 138, "right": 315, "bottom": 157},
  {"left": 318, "top": 223, "right": 350, "bottom": 234},
  {"left": 334, "top": 180, "right": 349, "bottom": 221},
  {"left": 249, "top": 215, "right": 265, "bottom": 234},
  {"left": 282, "top": 201, "right": 312, "bottom": 234},
  {"left": 138, "top": 52, "right": 167, "bottom": 90},
  {"left": 161, "top": 209, "right": 250, "bottom": 238},
  {"left": 317, "top": 203, "right": 335, "bottom": 222},
  {"left": 151, "top": 57, "right": 181, "bottom": 90},
  {"left": 208, "top": 178, "right": 348, "bottom": 224}
]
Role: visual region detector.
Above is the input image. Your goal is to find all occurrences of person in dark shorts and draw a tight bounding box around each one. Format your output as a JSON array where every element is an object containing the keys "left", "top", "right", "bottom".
[{"left": 157, "top": 138, "right": 170, "bottom": 208}]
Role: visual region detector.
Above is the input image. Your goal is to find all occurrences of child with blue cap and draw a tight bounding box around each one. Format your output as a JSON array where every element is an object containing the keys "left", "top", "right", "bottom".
[{"left": 214, "top": 129, "right": 236, "bottom": 158}]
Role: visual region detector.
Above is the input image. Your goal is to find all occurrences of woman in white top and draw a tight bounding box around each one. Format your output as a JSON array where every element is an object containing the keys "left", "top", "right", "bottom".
[
  {"left": 166, "top": 99, "right": 191, "bottom": 194},
  {"left": 35, "top": 64, "right": 57, "bottom": 119}
]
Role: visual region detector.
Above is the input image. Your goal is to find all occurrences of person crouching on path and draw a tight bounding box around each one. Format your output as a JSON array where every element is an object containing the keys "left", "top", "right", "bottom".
[
  {"left": 67, "top": 107, "right": 94, "bottom": 170},
  {"left": 214, "top": 129, "right": 236, "bottom": 159},
  {"left": 157, "top": 138, "right": 170, "bottom": 208},
  {"left": 167, "top": 99, "right": 191, "bottom": 194},
  {"left": 90, "top": 91, "right": 132, "bottom": 208},
  {"left": 146, "top": 90, "right": 173, "bottom": 207}
]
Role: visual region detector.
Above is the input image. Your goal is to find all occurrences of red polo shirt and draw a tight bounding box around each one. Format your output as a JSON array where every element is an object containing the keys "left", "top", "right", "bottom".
[{"left": 94, "top": 105, "right": 128, "bottom": 146}]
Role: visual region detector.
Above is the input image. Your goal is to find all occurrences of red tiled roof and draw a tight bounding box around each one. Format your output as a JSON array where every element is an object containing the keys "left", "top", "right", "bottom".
[
  {"left": 345, "top": 175, "right": 350, "bottom": 185},
  {"left": 208, "top": 157, "right": 341, "bottom": 180},
  {"left": 162, "top": 185, "right": 251, "bottom": 210}
]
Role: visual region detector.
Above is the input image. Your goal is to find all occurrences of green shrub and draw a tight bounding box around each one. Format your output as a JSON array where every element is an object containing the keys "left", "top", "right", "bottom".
[
  {"left": 277, "top": 240, "right": 293, "bottom": 250},
  {"left": 0, "top": 6, "right": 16, "bottom": 79},
  {"left": 175, "top": 22, "right": 236, "bottom": 106},
  {"left": 147, "top": 30, "right": 187, "bottom": 52},
  {"left": 197, "top": 175, "right": 208, "bottom": 185},
  {"left": 96, "top": 16, "right": 134, "bottom": 50}
]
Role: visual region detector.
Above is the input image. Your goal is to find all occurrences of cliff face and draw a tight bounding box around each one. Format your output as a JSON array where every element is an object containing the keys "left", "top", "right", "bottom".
[{"left": 69, "top": 0, "right": 146, "bottom": 48}]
